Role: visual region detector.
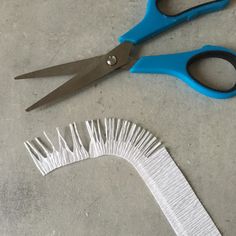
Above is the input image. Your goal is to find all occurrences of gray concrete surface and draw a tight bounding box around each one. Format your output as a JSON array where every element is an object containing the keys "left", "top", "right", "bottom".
[{"left": 0, "top": 0, "right": 236, "bottom": 235}]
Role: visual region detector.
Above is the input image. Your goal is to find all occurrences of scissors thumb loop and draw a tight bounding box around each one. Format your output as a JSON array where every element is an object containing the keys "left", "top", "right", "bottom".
[
  {"left": 119, "top": 0, "right": 230, "bottom": 44},
  {"left": 130, "top": 45, "right": 236, "bottom": 99}
]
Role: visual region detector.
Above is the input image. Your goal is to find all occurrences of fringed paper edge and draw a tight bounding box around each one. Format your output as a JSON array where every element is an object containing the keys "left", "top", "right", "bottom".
[{"left": 24, "top": 118, "right": 221, "bottom": 236}]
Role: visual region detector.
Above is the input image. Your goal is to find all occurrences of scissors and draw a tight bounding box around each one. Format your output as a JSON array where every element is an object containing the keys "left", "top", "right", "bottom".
[{"left": 15, "top": 0, "right": 236, "bottom": 112}]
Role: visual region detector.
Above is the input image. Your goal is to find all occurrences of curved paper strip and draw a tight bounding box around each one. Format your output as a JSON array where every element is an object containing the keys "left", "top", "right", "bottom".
[{"left": 24, "top": 118, "right": 221, "bottom": 236}]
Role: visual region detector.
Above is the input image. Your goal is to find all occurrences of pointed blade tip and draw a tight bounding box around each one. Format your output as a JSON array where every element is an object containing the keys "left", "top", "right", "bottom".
[
  {"left": 15, "top": 75, "right": 28, "bottom": 80},
  {"left": 26, "top": 106, "right": 35, "bottom": 112}
]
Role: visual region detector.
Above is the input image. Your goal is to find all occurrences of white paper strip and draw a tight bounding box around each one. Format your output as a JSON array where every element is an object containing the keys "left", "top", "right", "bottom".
[{"left": 24, "top": 118, "right": 221, "bottom": 236}]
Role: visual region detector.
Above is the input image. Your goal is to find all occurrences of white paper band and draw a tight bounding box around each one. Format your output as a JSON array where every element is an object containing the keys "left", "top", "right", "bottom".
[{"left": 25, "top": 118, "right": 221, "bottom": 236}]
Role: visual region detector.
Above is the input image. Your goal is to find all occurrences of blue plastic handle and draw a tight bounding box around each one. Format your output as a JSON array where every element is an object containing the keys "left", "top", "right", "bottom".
[
  {"left": 119, "top": 0, "right": 230, "bottom": 44},
  {"left": 130, "top": 46, "right": 236, "bottom": 99}
]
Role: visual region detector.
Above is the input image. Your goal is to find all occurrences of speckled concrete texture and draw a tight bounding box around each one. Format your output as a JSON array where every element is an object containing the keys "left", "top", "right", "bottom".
[{"left": 0, "top": 1, "right": 236, "bottom": 235}]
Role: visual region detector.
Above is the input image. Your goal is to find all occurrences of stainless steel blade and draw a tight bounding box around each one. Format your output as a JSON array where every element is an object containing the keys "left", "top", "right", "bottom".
[
  {"left": 25, "top": 42, "right": 134, "bottom": 111},
  {"left": 26, "top": 56, "right": 107, "bottom": 111},
  {"left": 15, "top": 56, "right": 103, "bottom": 79}
]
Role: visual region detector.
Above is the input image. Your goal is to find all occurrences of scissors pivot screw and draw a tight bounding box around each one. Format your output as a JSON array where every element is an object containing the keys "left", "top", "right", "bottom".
[{"left": 106, "top": 55, "right": 117, "bottom": 66}]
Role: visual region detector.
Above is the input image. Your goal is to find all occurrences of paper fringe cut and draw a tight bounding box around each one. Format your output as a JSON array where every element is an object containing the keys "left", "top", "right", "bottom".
[{"left": 25, "top": 118, "right": 221, "bottom": 236}]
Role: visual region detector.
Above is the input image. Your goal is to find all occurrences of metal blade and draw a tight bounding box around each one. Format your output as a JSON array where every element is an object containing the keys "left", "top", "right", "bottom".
[
  {"left": 15, "top": 56, "right": 103, "bottom": 79},
  {"left": 26, "top": 42, "right": 134, "bottom": 111},
  {"left": 26, "top": 56, "right": 109, "bottom": 111}
]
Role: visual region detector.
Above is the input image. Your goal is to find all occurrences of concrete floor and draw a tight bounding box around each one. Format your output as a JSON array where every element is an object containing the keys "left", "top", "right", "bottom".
[{"left": 0, "top": 0, "right": 236, "bottom": 235}]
